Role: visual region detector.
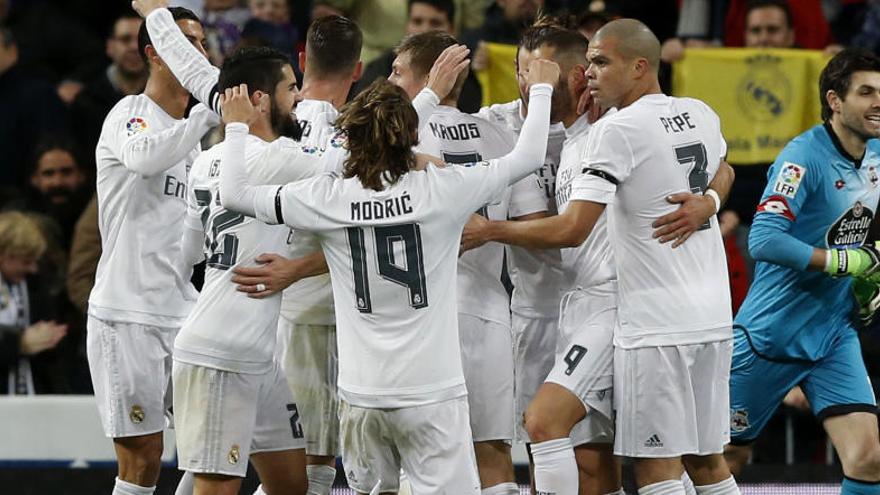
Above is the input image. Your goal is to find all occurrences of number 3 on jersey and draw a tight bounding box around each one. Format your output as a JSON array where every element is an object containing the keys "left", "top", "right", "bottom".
[{"left": 346, "top": 223, "right": 428, "bottom": 313}]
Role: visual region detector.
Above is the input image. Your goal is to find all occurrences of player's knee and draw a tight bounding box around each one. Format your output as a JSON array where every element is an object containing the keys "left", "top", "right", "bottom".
[
  {"left": 842, "top": 443, "right": 880, "bottom": 479},
  {"left": 524, "top": 407, "right": 564, "bottom": 443}
]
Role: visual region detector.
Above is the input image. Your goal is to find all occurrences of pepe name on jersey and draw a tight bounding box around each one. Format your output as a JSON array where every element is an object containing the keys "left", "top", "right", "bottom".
[
  {"left": 350, "top": 192, "right": 414, "bottom": 221},
  {"left": 659, "top": 112, "right": 697, "bottom": 133},
  {"left": 827, "top": 200, "right": 874, "bottom": 248},
  {"left": 428, "top": 122, "right": 481, "bottom": 141}
]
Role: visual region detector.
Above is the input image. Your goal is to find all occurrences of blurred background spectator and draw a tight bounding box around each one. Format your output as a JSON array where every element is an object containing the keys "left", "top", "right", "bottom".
[{"left": 353, "top": 0, "right": 483, "bottom": 112}]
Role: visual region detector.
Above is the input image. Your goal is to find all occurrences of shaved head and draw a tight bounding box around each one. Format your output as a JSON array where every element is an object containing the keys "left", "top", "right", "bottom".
[{"left": 592, "top": 18, "right": 660, "bottom": 72}]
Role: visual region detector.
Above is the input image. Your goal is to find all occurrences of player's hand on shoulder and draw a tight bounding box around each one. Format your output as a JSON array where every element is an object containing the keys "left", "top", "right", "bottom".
[
  {"left": 526, "top": 59, "right": 560, "bottom": 88},
  {"left": 652, "top": 191, "right": 717, "bottom": 248},
  {"left": 426, "top": 44, "right": 470, "bottom": 101},
  {"left": 461, "top": 214, "right": 491, "bottom": 255},
  {"left": 131, "top": 0, "right": 169, "bottom": 17},
  {"left": 220, "top": 84, "right": 260, "bottom": 126}
]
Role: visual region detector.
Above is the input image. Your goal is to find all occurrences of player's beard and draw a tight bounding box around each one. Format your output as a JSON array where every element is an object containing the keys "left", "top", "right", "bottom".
[
  {"left": 270, "top": 97, "right": 303, "bottom": 140},
  {"left": 550, "top": 77, "right": 572, "bottom": 124}
]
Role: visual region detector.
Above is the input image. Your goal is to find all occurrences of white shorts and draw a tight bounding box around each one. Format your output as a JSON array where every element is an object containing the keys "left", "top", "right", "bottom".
[
  {"left": 86, "top": 315, "right": 175, "bottom": 438},
  {"left": 545, "top": 285, "right": 616, "bottom": 423},
  {"left": 613, "top": 340, "right": 733, "bottom": 458},
  {"left": 339, "top": 397, "right": 480, "bottom": 494},
  {"left": 458, "top": 313, "right": 514, "bottom": 442},
  {"left": 280, "top": 318, "right": 339, "bottom": 457},
  {"left": 512, "top": 312, "right": 557, "bottom": 443},
  {"left": 173, "top": 361, "right": 306, "bottom": 477}
]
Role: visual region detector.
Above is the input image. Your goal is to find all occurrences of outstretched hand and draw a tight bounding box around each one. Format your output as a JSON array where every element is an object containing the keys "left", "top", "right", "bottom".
[
  {"left": 425, "top": 44, "right": 471, "bottom": 100},
  {"left": 220, "top": 84, "right": 261, "bottom": 126},
  {"left": 131, "top": 0, "right": 169, "bottom": 17}
]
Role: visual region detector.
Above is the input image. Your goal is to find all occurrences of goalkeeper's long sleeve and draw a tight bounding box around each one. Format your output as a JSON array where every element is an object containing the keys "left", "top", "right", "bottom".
[{"left": 749, "top": 211, "right": 814, "bottom": 271}]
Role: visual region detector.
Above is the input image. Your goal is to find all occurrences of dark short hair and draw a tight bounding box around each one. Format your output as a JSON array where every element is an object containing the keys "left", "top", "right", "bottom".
[
  {"left": 394, "top": 30, "right": 458, "bottom": 78},
  {"left": 30, "top": 135, "right": 81, "bottom": 175},
  {"left": 518, "top": 16, "right": 588, "bottom": 70},
  {"left": 219, "top": 46, "right": 291, "bottom": 95},
  {"left": 819, "top": 48, "right": 880, "bottom": 121},
  {"left": 306, "top": 15, "right": 362, "bottom": 77},
  {"left": 745, "top": 0, "right": 793, "bottom": 28},
  {"left": 0, "top": 26, "right": 14, "bottom": 47},
  {"left": 408, "top": 0, "right": 455, "bottom": 24},
  {"left": 138, "top": 7, "right": 200, "bottom": 64}
]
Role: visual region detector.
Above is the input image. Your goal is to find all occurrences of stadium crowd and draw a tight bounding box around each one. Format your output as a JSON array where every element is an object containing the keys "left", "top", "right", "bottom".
[{"left": 3, "top": 0, "right": 880, "bottom": 492}]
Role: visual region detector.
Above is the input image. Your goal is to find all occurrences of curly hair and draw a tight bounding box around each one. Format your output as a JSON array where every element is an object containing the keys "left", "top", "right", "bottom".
[{"left": 335, "top": 80, "right": 418, "bottom": 191}]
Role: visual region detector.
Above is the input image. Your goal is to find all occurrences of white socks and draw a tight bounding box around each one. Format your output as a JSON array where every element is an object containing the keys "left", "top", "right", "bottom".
[
  {"left": 252, "top": 486, "right": 267, "bottom": 495},
  {"left": 639, "top": 479, "right": 686, "bottom": 495},
  {"left": 604, "top": 489, "right": 626, "bottom": 495},
  {"left": 532, "top": 438, "right": 578, "bottom": 495},
  {"left": 174, "top": 471, "right": 194, "bottom": 495},
  {"left": 112, "top": 477, "right": 155, "bottom": 495},
  {"left": 682, "top": 472, "right": 696, "bottom": 495},
  {"left": 307, "top": 464, "right": 337, "bottom": 495},
  {"left": 695, "top": 476, "right": 740, "bottom": 495},
  {"left": 482, "top": 482, "right": 520, "bottom": 495}
]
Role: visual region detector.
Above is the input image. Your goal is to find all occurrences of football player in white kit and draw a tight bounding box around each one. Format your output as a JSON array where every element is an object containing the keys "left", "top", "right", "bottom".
[
  {"left": 397, "top": 30, "right": 548, "bottom": 495},
  {"left": 467, "top": 20, "right": 740, "bottom": 495},
  {"left": 215, "top": 57, "right": 559, "bottom": 494},
  {"left": 87, "top": 7, "right": 218, "bottom": 495},
  {"left": 173, "top": 46, "right": 329, "bottom": 495},
  {"left": 231, "top": 16, "right": 364, "bottom": 495}
]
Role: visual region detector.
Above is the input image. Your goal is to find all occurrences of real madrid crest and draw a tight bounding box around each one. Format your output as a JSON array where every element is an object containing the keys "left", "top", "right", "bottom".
[
  {"left": 228, "top": 444, "right": 240, "bottom": 465},
  {"left": 129, "top": 405, "right": 145, "bottom": 424},
  {"left": 737, "top": 54, "right": 791, "bottom": 123}
]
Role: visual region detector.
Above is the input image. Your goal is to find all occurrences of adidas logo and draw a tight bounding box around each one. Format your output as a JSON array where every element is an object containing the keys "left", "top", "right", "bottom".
[
  {"left": 347, "top": 470, "right": 358, "bottom": 483},
  {"left": 537, "top": 492, "right": 556, "bottom": 495},
  {"left": 644, "top": 434, "right": 663, "bottom": 448}
]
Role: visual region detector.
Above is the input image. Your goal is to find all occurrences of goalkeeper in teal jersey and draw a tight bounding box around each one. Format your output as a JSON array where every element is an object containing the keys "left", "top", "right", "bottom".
[{"left": 727, "top": 49, "right": 880, "bottom": 494}]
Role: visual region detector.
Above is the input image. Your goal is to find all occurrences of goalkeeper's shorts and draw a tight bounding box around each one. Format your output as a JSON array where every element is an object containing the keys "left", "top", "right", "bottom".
[{"left": 728, "top": 325, "right": 877, "bottom": 445}]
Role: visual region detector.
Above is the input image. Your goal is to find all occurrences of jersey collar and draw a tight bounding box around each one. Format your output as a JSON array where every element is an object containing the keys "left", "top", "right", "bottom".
[{"left": 823, "top": 121, "right": 863, "bottom": 169}]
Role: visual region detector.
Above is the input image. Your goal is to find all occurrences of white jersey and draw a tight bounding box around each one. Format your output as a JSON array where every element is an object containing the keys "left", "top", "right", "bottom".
[
  {"left": 555, "top": 114, "right": 615, "bottom": 291},
  {"left": 252, "top": 162, "right": 533, "bottom": 408},
  {"left": 416, "top": 105, "right": 546, "bottom": 326},
  {"left": 279, "top": 98, "right": 339, "bottom": 324},
  {"left": 574, "top": 94, "right": 732, "bottom": 348},
  {"left": 174, "top": 136, "right": 326, "bottom": 373},
  {"left": 476, "top": 99, "right": 565, "bottom": 316},
  {"left": 90, "top": 94, "right": 217, "bottom": 327}
]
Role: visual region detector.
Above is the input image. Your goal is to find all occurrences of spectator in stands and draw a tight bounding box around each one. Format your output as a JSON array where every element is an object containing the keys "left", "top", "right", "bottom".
[
  {"left": 725, "top": 0, "right": 833, "bottom": 50},
  {"left": 354, "top": 0, "right": 483, "bottom": 112},
  {"left": 202, "top": 0, "right": 251, "bottom": 65},
  {"left": 239, "top": 0, "right": 300, "bottom": 58},
  {"left": 70, "top": 11, "right": 147, "bottom": 167},
  {"left": 466, "top": 0, "right": 544, "bottom": 62},
  {"left": 0, "top": 211, "right": 67, "bottom": 395},
  {"left": 1, "top": 0, "right": 106, "bottom": 105},
  {"left": 11, "top": 137, "right": 90, "bottom": 253},
  {"left": 0, "top": 27, "right": 68, "bottom": 200}
]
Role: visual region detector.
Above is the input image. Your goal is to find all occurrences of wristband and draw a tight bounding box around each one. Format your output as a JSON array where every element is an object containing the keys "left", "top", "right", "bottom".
[{"left": 705, "top": 189, "right": 721, "bottom": 214}]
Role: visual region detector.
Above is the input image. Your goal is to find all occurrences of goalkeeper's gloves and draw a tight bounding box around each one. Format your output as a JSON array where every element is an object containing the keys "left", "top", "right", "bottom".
[
  {"left": 825, "top": 242, "right": 880, "bottom": 278},
  {"left": 852, "top": 277, "right": 880, "bottom": 329}
]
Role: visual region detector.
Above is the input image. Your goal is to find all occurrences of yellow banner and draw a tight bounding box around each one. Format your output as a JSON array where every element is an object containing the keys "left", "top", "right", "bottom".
[
  {"left": 475, "top": 42, "right": 520, "bottom": 107},
  {"left": 673, "top": 48, "right": 826, "bottom": 164}
]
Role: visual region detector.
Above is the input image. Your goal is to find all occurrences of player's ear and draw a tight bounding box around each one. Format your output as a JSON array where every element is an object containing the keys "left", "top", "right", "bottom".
[
  {"left": 352, "top": 61, "right": 363, "bottom": 82},
  {"left": 571, "top": 64, "right": 587, "bottom": 90},
  {"left": 298, "top": 51, "right": 307, "bottom": 73},
  {"left": 826, "top": 90, "right": 841, "bottom": 115},
  {"left": 251, "top": 90, "right": 267, "bottom": 112}
]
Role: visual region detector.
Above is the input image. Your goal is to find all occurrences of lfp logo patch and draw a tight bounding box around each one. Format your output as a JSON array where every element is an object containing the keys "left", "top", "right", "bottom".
[
  {"left": 126, "top": 117, "right": 147, "bottom": 136},
  {"left": 773, "top": 162, "right": 805, "bottom": 198}
]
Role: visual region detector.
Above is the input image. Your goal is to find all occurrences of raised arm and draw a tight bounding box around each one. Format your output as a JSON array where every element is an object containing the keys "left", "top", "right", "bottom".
[
  {"left": 121, "top": 103, "right": 218, "bottom": 176},
  {"left": 140, "top": 4, "right": 222, "bottom": 113},
  {"left": 218, "top": 87, "right": 277, "bottom": 219}
]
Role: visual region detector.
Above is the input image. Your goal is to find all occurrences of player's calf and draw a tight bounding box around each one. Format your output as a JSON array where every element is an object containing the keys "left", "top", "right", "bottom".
[
  {"left": 193, "top": 473, "right": 242, "bottom": 495},
  {"left": 682, "top": 454, "right": 740, "bottom": 494},
  {"left": 113, "top": 432, "right": 165, "bottom": 488},
  {"left": 473, "top": 441, "right": 517, "bottom": 493},
  {"left": 251, "top": 448, "right": 308, "bottom": 495},
  {"left": 721, "top": 444, "right": 750, "bottom": 478}
]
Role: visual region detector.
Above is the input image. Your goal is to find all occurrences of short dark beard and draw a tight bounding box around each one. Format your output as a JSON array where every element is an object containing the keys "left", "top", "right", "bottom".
[{"left": 270, "top": 97, "right": 303, "bottom": 140}]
